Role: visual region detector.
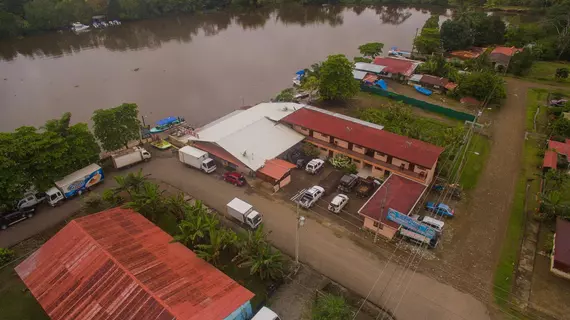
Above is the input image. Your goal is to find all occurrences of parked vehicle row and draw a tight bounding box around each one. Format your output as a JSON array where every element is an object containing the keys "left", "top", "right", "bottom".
[{"left": 1, "top": 207, "right": 36, "bottom": 230}]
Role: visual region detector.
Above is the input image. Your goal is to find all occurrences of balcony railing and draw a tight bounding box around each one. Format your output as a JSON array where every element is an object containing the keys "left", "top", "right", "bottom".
[{"left": 305, "top": 136, "right": 426, "bottom": 182}]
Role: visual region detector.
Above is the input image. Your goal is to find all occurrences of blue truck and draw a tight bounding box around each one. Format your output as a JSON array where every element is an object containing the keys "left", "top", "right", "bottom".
[{"left": 425, "top": 202, "right": 455, "bottom": 218}]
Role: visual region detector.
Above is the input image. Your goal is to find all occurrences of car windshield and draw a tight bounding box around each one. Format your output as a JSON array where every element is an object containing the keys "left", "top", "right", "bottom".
[
  {"left": 205, "top": 161, "right": 215, "bottom": 168},
  {"left": 50, "top": 194, "right": 58, "bottom": 201}
]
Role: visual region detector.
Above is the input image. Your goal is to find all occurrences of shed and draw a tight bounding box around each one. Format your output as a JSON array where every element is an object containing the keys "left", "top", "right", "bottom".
[
  {"left": 353, "top": 70, "right": 367, "bottom": 80},
  {"left": 15, "top": 208, "right": 255, "bottom": 320},
  {"left": 408, "top": 74, "right": 423, "bottom": 84},
  {"left": 354, "top": 62, "right": 386, "bottom": 74},
  {"left": 257, "top": 158, "right": 297, "bottom": 191},
  {"left": 552, "top": 217, "right": 570, "bottom": 279}
]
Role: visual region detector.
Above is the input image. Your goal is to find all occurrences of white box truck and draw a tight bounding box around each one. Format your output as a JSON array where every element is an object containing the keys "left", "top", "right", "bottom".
[
  {"left": 226, "top": 197, "right": 262, "bottom": 229},
  {"left": 178, "top": 146, "right": 217, "bottom": 173},
  {"left": 44, "top": 164, "right": 104, "bottom": 206},
  {"left": 111, "top": 147, "right": 151, "bottom": 169}
]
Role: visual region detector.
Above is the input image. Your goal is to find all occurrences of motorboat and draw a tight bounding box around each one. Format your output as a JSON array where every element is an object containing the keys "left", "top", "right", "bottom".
[
  {"left": 150, "top": 116, "right": 185, "bottom": 133},
  {"left": 109, "top": 20, "right": 122, "bottom": 26},
  {"left": 388, "top": 47, "right": 412, "bottom": 58},
  {"left": 100, "top": 21, "right": 108, "bottom": 27},
  {"left": 292, "top": 70, "right": 305, "bottom": 86},
  {"left": 92, "top": 22, "right": 100, "bottom": 28},
  {"left": 71, "top": 22, "right": 90, "bottom": 33}
]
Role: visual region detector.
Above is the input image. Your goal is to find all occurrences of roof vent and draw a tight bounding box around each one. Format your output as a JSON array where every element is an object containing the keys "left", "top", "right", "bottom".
[
  {"left": 406, "top": 141, "right": 412, "bottom": 147},
  {"left": 282, "top": 106, "right": 289, "bottom": 111},
  {"left": 346, "top": 126, "right": 352, "bottom": 132},
  {"left": 242, "top": 150, "right": 247, "bottom": 157}
]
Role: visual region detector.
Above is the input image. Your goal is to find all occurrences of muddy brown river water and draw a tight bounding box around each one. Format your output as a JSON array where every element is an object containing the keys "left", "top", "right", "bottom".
[{"left": 0, "top": 5, "right": 448, "bottom": 131}]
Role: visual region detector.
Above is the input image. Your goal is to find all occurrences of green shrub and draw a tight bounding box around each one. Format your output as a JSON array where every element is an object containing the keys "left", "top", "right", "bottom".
[{"left": 0, "top": 248, "right": 16, "bottom": 265}]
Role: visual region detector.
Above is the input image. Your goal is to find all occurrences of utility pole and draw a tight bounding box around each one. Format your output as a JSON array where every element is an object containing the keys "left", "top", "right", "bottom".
[
  {"left": 295, "top": 202, "right": 305, "bottom": 266},
  {"left": 374, "top": 183, "right": 389, "bottom": 243}
]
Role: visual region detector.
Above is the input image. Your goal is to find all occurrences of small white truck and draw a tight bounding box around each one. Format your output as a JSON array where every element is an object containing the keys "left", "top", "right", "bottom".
[
  {"left": 305, "top": 159, "right": 324, "bottom": 175},
  {"left": 252, "top": 307, "right": 281, "bottom": 320},
  {"left": 298, "top": 186, "right": 324, "bottom": 209},
  {"left": 111, "top": 147, "right": 151, "bottom": 169},
  {"left": 16, "top": 192, "right": 46, "bottom": 210},
  {"left": 226, "top": 197, "right": 263, "bottom": 229},
  {"left": 178, "top": 146, "right": 217, "bottom": 173},
  {"left": 400, "top": 228, "right": 439, "bottom": 249}
]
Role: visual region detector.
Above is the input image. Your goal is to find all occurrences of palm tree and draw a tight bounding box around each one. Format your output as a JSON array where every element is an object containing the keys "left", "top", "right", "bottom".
[
  {"left": 174, "top": 214, "right": 213, "bottom": 247},
  {"left": 195, "top": 227, "right": 237, "bottom": 267},
  {"left": 113, "top": 169, "right": 148, "bottom": 197},
  {"left": 167, "top": 193, "right": 190, "bottom": 222},
  {"left": 124, "top": 181, "right": 165, "bottom": 222},
  {"left": 237, "top": 243, "right": 284, "bottom": 280}
]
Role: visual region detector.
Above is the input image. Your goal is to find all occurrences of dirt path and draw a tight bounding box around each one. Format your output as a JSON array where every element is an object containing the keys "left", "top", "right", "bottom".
[{"left": 433, "top": 78, "right": 531, "bottom": 301}]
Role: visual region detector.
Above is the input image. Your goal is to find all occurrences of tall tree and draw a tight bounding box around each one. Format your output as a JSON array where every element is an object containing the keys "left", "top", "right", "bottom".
[
  {"left": 441, "top": 19, "right": 473, "bottom": 51},
  {"left": 457, "top": 71, "right": 506, "bottom": 103},
  {"left": 92, "top": 103, "right": 141, "bottom": 151},
  {"left": 546, "top": 1, "right": 570, "bottom": 59},
  {"left": 358, "top": 42, "right": 384, "bottom": 58},
  {"left": 414, "top": 27, "right": 441, "bottom": 54},
  {"left": 318, "top": 54, "right": 359, "bottom": 101},
  {"left": 508, "top": 49, "right": 535, "bottom": 76}
]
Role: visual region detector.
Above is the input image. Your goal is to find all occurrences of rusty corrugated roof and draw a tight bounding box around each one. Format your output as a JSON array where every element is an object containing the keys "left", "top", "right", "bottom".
[{"left": 15, "top": 208, "right": 254, "bottom": 320}]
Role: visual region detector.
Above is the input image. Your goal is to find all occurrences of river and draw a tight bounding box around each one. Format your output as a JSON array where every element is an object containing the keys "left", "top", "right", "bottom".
[{"left": 0, "top": 5, "right": 450, "bottom": 131}]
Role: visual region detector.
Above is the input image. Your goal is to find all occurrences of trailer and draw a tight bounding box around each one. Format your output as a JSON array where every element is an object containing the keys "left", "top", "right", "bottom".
[{"left": 111, "top": 147, "right": 151, "bottom": 169}]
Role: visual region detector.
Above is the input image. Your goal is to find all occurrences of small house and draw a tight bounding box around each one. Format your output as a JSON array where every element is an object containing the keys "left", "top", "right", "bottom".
[
  {"left": 490, "top": 46, "right": 522, "bottom": 71},
  {"left": 256, "top": 158, "right": 297, "bottom": 192},
  {"left": 418, "top": 75, "right": 455, "bottom": 94},
  {"left": 551, "top": 218, "right": 570, "bottom": 279},
  {"left": 543, "top": 139, "right": 570, "bottom": 171},
  {"left": 373, "top": 57, "right": 421, "bottom": 80}
]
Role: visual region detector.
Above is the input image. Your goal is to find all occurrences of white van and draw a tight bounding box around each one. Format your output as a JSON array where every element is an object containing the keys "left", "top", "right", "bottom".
[
  {"left": 252, "top": 307, "right": 281, "bottom": 320},
  {"left": 420, "top": 216, "right": 445, "bottom": 234}
]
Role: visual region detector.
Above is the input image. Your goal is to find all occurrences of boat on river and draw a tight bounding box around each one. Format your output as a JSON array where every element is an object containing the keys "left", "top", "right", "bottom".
[
  {"left": 150, "top": 116, "right": 184, "bottom": 133},
  {"left": 71, "top": 22, "right": 90, "bottom": 33}
]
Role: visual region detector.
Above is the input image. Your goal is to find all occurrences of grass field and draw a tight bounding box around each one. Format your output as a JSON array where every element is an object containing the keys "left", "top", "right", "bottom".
[
  {"left": 0, "top": 266, "right": 48, "bottom": 320},
  {"left": 459, "top": 134, "right": 492, "bottom": 190},
  {"left": 492, "top": 88, "right": 547, "bottom": 309},
  {"left": 525, "top": 61, "right": 570, "bottom": 86}
]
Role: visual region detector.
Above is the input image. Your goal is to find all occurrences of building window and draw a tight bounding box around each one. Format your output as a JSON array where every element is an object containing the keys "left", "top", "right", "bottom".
[
  {"left": 353, "top": 159, "right": 361, "bottom": 163},
  {"left": 372, "top": 221, "right": 383, "bottom": 229},
  {"left": 321, "top": 147, "right": 327, "bottom": 152},
  {"left": 374, "top": 166, "right": 382, "bottom": 170}
]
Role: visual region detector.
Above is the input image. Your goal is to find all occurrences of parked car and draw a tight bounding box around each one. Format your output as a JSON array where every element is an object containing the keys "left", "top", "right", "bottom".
[
  {"left": 328, "top": 194, "right": 349, "bottom": 214},
  {"left": 1, "top": 207, "right": 36, "bottom": 230},
  {"left": 338, "top": 174, "right": 359, "bottom": 192},
  {"left": 425, "top": 202, "right": 455, "bottom": 218},
  {"left": 305, "top": 159, "right": 324, "bottom": 175},
  {"left": 16, "top": 192, "right": 46, "bottom": 210},
  {"left": 298, "top": 186, "right": 324, "bottom": 209},
  {"left": 223, "top": 172, "right": 246, "bottom": 186}
]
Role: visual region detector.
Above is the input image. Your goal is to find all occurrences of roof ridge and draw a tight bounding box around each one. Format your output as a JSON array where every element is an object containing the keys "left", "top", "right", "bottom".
[{"left": 75, "top": 209, "right": 177, "bottom": 319}]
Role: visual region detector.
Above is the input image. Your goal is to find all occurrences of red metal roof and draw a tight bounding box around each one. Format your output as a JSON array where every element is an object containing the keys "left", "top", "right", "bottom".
[
  {"left": 491, "top": 46, "right": 521, "bottom": 57},
  {"left": 444, "top": 82, "right": 457, "bottom": 90},
  {"left": 554, "top": 217, "right": 570, "bottom": 267},
  {"left": 15, "top": 208, "right": 254, "bottom": 320},
  {"left": 549, "top": 139, "right": 570, "bottom": 157},
  {"left": 373, "top": 57, "right": 418, "bottom": 77},
  {"left": 193, "top": 141, "right": 245, "bottom": 168},
  {"left": 543, "top": 150, "right": 558, "bottom": 169},
  {"left": 358, "top": 175, "right": 426, "bottom": 228},
  {"left": 420, "top": 75, "right": 449, "bottom": 87},
  {"left": 281, "top": 108, "right": 444, "bottom": 168},
  {"left": 448, "top": 47, "right": 486, "bottom": 60},
  {"left": 258, "top": 158, "right": 296, "bottom": 180}
]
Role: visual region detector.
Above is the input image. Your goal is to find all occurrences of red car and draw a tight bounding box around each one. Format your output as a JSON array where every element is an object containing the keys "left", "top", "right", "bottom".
[{"left": 223, "top": 172, "right": 246, "bottom": 186}]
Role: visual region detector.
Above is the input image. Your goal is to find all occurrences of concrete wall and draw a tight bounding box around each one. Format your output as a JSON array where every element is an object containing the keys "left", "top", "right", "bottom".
[
  {"left": 374, "top": 152, "right": 388, "bottom": 162},
  {"left": 392, "top": 158, "right": 409, "bottom": 170},
  {"left": 362, "top": 217, "right": 397, "bottom": 240},
  {"left": 293, "top": 125, "right": 310, "bottom": 136},
  {"left": 352, "top": 158, "right": 364, "bottom": 169},
  {"left": 313, "top": 131, "right": 331, "bottom": 143},
  {"left": 371, "top": 165, "right": 385, "bottom": 178},
  {"left": 334, "top": 138, "right": 349, "bottom": 149},
  {"left": 352, "top": 144, "right": 366, "bottom": 155}
]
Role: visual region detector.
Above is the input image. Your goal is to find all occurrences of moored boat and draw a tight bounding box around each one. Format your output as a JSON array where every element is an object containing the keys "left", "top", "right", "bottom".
[{"left": 150, "top": 116, "right": 185, "bottom": 133}]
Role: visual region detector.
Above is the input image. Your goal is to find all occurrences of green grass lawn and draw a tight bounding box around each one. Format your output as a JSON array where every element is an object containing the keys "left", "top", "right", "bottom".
[
  {"left": 0, "top": 266, "right": 49, "bottom": 320},
  {"left": 525, "top": 61, "right": 570, "bottom": 86},
  {"left": 492, "top": 88, "right": 546, "bottom": 310},
  {"left": 459, "top": 134, "right": 491, "bottom": 190}
]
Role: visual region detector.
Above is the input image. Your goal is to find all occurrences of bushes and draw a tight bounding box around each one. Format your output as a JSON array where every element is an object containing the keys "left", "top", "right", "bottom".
[
  {"left": 329, "top": 154, "right": 357, "bottom": 174},
  {"left": 312, "top": 293, "right": 352, "bottom": 320},
  {"left": 0, "top": 248, "right": 16, "bottom": 265}
]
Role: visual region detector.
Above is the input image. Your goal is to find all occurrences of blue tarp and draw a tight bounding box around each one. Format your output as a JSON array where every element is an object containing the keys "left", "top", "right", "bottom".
[
  {"left": 295, "top": 70, "right": 305, "bottom": 75},
  {"left": 375, "top": 79, "right": 387, "bottom": 90},
  {"left": 414, "top": 85, "right": 432, "bottom": 96},
  {"left": 156, "top": 116, "right": 178, "bottom": 126}
]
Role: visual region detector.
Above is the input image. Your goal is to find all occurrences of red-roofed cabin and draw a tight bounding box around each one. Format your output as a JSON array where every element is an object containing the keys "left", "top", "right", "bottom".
[
  {"left": 373, "top": 57, "right": 420, "bottom": 80},
  {"left": 543, "top": 139, "right": 570, "bottom": 171},
  {"left": 358, "top": 175, "right": 427, "bottom": 239},
  {"left": 281, "top": 107, "right": 444, "bottom": 185},
  {"left": 551, "top": 218, "right": 570, "bottom": 279},
  {"left": 257, "top": 158, "right": 296, "bottom": 191},
  {"left": 490, "top": 46, "right": 522, "bottom": 71},
  {"left": 15, "top": 208, "right": 255, "bottom": 320}
]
